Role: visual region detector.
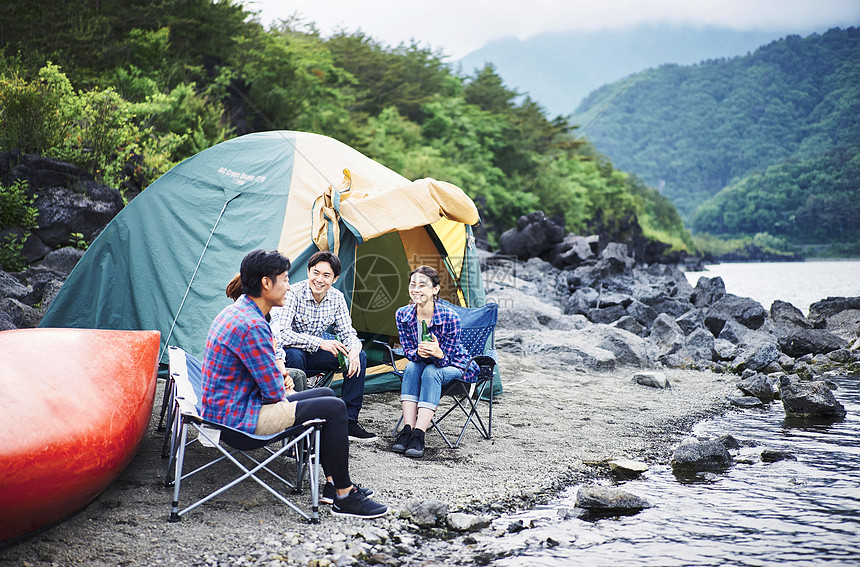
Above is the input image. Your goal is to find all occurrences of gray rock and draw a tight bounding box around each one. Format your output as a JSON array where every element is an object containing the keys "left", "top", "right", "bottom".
[
  {"left": 770, "top": 300, "right": 811, "bottom": 328},
  {"left": 565, "top": 286, "right": 599, "bottom": 315},
  {"left": 626, "top": 299, "right": 658, "bottom": 329},
  {"left": 633, "top": 371, "right": 671, "bottom": 389},
  {"left": 690, "top": 275, "right": 726, "bottom": 307},
  {"left": 39, "top": 279, "right": 65, "bottom": 315},
  {"left": 499, "top": 211, "right": 564, "bottom": 260},
  {"left": 575, "top": 484, "right": 651, "bottom": 512},
  {"left": 714, "top": 338, "right": 739, "bottom": 360},
  {"left": 737, "top": 372, "right": 775, "bottom": 402},
  {"left": 650, "top": 313, "right": 685, "bottom": 355},
  {"left": 34, "top": 246, "right": 84, "bottom": 277},
  {"left": 0, "top": 270, "right": 32, "bottom": 302},
  {"left": 729, "top": 396, "right": 764, "bottom": 408},
  {"left": 808, "top": 296, "right": 860, "bottom": 321},
  {"left": 671, "top": 439, "right": 732, "bottom": 473},
  {"left": 731, "top": 340, "right": 781, "bottom": 373},
  {"left": 0, "top": 298, "right": 41, "bottom": 328},
  {"left": 608, "top": 458, "right": 649, "bottom": 479},
  {"left": 613, "top": 315, "right": 647, "bottom": 337},
  {"left": 705, "top": 293, "right": 767, "bottom": 335},
  {"left": 776, "top": 327, "right": 849, "bottom": 357},
  {"left": 445, "top": 512, "right": 491, "bottom": 532},
  {"left": 0, "top": 310, "right": 15, "bottom": 331},
  {"left": 676, "top": 308, "right": 705, "bottom": 335},
  {"left": 761, "top": 449, "right": 797, "bottom": 462},
  {"left": 779, "top": 375, "right": 846, "bottom": 419},
  {"left": 552, "top": 234, "right": 595, "bottom": 268},
  {"left": 588, "top": 304, "right": 628, "bottom": 324},
  {"left": 584, "top": 326, "right": 652, "bottom": 366},
  {"left": 402, "top": 499, "right": 449, "bottom": 528}
]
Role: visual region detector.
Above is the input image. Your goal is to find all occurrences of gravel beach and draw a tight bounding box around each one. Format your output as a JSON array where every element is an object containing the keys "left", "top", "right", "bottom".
[{"left": 0, "top": 347, "right": 735, "bottom": 566}]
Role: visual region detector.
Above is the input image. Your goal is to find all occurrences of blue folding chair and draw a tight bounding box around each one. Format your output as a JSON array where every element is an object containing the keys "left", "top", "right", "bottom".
[
  {"left": 163, "top": 347, "right": 324, "bottom": 523},
  {"left": 383, "top": 300, "right": 499, "bottom": 448}
]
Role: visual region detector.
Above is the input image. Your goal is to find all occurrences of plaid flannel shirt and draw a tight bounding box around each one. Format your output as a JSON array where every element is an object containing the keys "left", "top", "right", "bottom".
[
  {"left": 269, "top": 280, "right": 360, "bottom": 358},
  {"left": 201, "top": 294, "right": 285, "bottom": 432},
  {"left": 395, "top": 301, "right": 477, "bottom": 382}
]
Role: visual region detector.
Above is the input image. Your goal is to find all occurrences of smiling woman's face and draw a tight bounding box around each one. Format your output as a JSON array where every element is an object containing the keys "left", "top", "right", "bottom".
[{"left": 409, "top": 272, "right": 439, "bottom": 306}]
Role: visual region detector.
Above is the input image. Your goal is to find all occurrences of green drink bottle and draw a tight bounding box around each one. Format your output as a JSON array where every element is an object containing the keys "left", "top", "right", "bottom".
[
  {"left": 421, "top": 320, "right": 433, "bottom": 342},
  {"left": 335, "top": 334, "right": 348, "bottom": 373}
]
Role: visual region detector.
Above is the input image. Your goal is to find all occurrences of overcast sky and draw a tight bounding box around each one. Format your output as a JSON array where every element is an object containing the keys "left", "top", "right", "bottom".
[{"left": 239, "top": 0, "right": 860, "bottom": 59}]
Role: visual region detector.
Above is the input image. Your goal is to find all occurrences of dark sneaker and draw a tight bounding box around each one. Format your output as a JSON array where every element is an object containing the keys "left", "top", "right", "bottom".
[
  {"left": 331, "top": 487, "right": 388, "bottom": 519},
  {"left": 391, "top": 425, "right": 412, "bottom": 453},
  {"left": 320, "top": 481, "right": 374, "bottom": 505},
  {"left": 405, "top": 428, "right": 425, "bottom": 458},
  {"left": 348, "top": 421, "right": 378, "bottom": 442}
]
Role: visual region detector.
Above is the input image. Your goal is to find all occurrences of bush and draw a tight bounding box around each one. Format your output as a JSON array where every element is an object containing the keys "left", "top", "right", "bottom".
[
  {"left": 0, "top": 62, "right": 71, "bottom": 153},
  {"left": 0, "top": 179, "right": 38, "bottom": 271}
]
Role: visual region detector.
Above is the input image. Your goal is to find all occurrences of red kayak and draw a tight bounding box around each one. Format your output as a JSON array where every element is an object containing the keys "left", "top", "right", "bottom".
[{"left": 0, "top": 328, "right": 160, "bottom": 543}]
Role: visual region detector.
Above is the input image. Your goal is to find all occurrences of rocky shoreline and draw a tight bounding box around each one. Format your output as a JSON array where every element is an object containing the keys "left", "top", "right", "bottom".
[
  {"left": 2, "top": 157, "right": 859, "bottom": 564},
  {"left": 2, "top": 243, "right": 858, "bottom": 565}
]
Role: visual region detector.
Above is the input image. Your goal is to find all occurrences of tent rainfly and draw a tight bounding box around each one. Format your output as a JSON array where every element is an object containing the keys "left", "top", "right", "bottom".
[{"left": 40, "top": 131, "right": 497, "bottom": 393}]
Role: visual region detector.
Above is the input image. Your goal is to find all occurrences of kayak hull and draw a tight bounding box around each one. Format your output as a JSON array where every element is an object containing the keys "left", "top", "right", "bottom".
[{"left": 0, "top": 328, "right": 160, "bottom": 542}]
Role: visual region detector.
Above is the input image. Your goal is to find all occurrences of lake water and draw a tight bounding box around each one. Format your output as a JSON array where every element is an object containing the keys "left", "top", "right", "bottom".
[
  {"left": 683, "top": 260, "right": 860, "bottom": 315},
  {"left": 484, "top": 260, "right": 860, "bottom": 566}
]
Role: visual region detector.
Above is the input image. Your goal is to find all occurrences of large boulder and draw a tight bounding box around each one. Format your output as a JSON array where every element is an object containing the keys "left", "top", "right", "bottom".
[
  {"left": 776, "top": 327, "right": 849, "bottom": 357},
  {"left": 1, "top": 152, "right": 123, "bottom": 262},
  {"left": 499, "top": 211, "right": 565, "bottom": 260},
  {"left": 550, "top": 233, "right": 596, "bottom": 269},
  {"left": 690, "top": 276, "right": 726, "bottom": 307},
  {"left": 671, "top": 439, "right": 732, "bottom": 473},
  {"left": 705, "top": 294, "right": 767, "bottom": 336},
  {"left": 737, "top": 372, "right": 776, "bottom": 402},
  {"left": 575, "top": 485, "right": 651, "bottom": 514},
  {"left": 770, "top": 300, "right": 812, "bottom": 329},
  {"left": 779, "top": 375, "right": 846, "bottom": 420},
  {"left": 649, "top": 313, "right": 685, "bottom": 356}
]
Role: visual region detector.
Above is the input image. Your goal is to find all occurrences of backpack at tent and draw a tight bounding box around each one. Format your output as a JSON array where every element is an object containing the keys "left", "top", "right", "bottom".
[{"left": 39, "top": 131, "right": 500, "bottom": 395}]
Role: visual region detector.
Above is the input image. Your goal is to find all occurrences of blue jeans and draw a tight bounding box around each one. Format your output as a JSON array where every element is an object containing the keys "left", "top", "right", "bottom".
[
  {"left": 283, "top": 347, "right": 367, "bottom": 422},
  {"left": 401, "top": 360, "right": 462, "bottom": 410}
]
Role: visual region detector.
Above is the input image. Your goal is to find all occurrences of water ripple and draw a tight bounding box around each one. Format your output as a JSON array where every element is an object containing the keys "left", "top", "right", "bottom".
[{"left": 492, "top": 377, "right": 860, "bottom": 566}]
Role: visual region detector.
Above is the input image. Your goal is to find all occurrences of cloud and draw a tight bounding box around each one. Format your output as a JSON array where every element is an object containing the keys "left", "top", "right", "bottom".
[{"left": 240, "top": 0, "right": 860, "bottom": 58}]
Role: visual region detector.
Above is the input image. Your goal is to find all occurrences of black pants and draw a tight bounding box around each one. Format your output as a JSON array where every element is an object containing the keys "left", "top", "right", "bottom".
[{"left": 289, "top": 387, "right": 351, "bottom": 489}]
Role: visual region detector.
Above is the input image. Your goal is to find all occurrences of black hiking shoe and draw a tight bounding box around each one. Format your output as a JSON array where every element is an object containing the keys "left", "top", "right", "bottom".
[
  {"left": 320, "top": 482, "right": 374, "bottom": 505},
  {"left": 391, "top": 425, "right": 412, "bottom": 453},
  {"left": 348, "top": 421, "right": 378, "bottom": 442},
  {"left": 405, "top": 428, "right": 425, "bottom": 458},
  {"left": 331, "top": 487, "right": 388, "bottom": 519}
]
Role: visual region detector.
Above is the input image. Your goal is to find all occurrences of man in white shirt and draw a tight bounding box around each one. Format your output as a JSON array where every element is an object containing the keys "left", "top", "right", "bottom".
[{"left": 270, "top": 251, "right": 376, "bottom": 441}]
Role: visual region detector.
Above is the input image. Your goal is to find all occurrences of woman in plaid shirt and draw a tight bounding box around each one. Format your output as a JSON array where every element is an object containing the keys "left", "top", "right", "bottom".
[{"left": 392, "top": 265, "right": 476, "bottom": 458}]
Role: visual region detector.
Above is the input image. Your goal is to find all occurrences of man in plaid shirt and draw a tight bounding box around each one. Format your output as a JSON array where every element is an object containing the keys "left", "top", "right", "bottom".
[
  {"left": 200, "top": 249, "right": 389, "bottom": 518},
  {"left": 269, "top": 251, "right": 376, "bottom": 441}
]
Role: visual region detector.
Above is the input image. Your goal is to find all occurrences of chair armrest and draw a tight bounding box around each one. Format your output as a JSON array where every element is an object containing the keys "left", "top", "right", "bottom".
[
  {"left": 467, "top": 354, "right": 496, "bottom": 381},
  {"left": 370, "top": 339, "right": 402, "bottom": 369}
]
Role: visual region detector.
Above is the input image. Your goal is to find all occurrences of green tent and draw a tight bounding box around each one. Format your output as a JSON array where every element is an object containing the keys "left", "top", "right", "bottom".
[{"left": 40, "top": 131, "right": 499, "bottom": 394}]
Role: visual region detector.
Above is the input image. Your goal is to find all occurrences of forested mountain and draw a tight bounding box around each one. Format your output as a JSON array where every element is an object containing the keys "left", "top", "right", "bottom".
[
  {"left": 0, "top": 0, "right": 694, "bottom": 271},
  {"left": 573, "top": 27, "right": 860, "bottom": 253},
  {"left": 458, "top": 24, "right": 791, "bottom": 117}
]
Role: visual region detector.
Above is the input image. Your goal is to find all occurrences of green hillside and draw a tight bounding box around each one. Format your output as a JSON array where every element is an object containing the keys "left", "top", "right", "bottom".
[
  {"left": 0, "top": 0, "right": 693, "bottom": 266},
  {"left": 573, "top": 27, "right": 860, "bottom": 249}
]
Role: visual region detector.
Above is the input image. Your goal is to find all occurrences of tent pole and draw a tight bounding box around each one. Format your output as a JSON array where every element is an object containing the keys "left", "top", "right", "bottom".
[{"left": 158, "top": 198, "right": 233, "bottom": 362}]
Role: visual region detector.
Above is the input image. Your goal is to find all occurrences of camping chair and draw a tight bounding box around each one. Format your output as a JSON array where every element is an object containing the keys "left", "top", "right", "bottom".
[
  {"left": 163, "top": 346, "right": 323, "bottom": 523},
  {"left": 384, "top": 300, "right": 499, "bottom": 449}
]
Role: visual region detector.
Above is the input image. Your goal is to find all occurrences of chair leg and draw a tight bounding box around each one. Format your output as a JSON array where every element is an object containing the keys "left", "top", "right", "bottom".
[
  {"left": 391, "top": 414, "right": 404, "bottom": 437},
  {"left": 168, "top": 420, "right": 189, "bottom": 522},
  {"left": 157, "top": 376, "right": 172, "bottom": 431}
]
